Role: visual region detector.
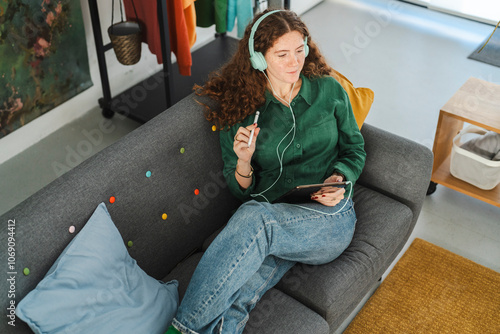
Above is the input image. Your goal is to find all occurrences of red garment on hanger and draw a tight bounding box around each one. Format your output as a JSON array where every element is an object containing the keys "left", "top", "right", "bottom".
[{"left": 123, "top": 0, "right": 194, "bottom": 76}]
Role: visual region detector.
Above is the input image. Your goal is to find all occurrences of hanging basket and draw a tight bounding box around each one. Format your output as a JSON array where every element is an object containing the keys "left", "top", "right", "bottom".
[
  {"left": 108, "top": 0, "right": 141, "bottom": 66},
  {"left": 108, "top": 21, "right": 141, "bottom": 65}
]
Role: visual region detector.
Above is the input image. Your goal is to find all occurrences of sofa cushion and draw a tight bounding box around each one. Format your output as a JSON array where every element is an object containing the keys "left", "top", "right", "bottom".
[
  {"left": 358, "top": 123, "right": 433, "bottom": 226},
  {"left": 276, "top": 184, "right": 413, "bottom": 330},
  {"left": 165, "top": 253, "right": 329, "bottom": 334},
  {"left": 331, "top": 69, "right": 374, "bottom": 129},
  {"left": 17, "top": 203, "right": 179, "bottom": 334},
  {"left": 244, "top": 288, "right": 329, "bottom": 334}
]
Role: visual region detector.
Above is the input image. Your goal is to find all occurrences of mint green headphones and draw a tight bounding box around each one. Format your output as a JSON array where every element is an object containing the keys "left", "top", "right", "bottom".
[{"left": 248, "top": 10, "right": 309, "bottom": 72}]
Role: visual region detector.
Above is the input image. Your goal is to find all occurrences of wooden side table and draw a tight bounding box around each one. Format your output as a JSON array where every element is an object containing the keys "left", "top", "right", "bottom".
[{"left": 430, "top": 77, "right": 500, "bottom": 207}]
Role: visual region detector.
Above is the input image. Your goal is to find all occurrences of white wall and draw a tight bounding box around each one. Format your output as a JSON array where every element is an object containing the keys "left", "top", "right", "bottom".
[{"left": 290, "top": 0, "right": 324, "bottom": 15}]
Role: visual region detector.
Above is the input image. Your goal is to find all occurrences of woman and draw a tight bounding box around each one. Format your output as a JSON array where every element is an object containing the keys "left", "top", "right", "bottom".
[{"left": 166, "top": 9, "right": 365, "bottom": 334}]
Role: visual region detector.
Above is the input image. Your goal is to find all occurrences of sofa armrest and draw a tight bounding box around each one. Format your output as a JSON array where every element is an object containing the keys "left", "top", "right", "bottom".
[{"left": 358, "top": 123, "right": 433, "bottom": 225}]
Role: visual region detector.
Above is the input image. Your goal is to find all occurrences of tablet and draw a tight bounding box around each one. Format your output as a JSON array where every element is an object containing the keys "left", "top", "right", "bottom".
[{"left": 274, "top": 182, "right": 348, "bottom": 204}]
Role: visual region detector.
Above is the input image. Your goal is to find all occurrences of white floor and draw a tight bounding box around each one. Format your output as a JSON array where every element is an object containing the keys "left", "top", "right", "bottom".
[{"left": 1, "top": 0, "right": 499, "bottom": 275}]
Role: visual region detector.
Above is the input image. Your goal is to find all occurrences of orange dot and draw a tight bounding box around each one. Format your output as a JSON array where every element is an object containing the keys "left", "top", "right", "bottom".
[
  {"left": 109, "top": 196, "right": 116, "bottom": 204},
  {"left": 194, "top": 189, "right": 200, "bottom": 195}
]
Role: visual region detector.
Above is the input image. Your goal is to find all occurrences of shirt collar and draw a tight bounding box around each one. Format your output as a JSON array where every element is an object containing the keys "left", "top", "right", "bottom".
[{"left": 263, "top": 73, "right": 313, "bottom": 111}]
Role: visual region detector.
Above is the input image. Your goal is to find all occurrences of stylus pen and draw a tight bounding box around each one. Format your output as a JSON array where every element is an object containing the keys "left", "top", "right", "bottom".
[{"left": 248, "top": 111, "right": 260, "bottom": 147}]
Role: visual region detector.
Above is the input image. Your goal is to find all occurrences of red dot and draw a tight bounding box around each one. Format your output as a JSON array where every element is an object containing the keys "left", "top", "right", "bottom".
[
  {"left": 194, "top": 189, "right": 200, "bottom": 195},
  {"left": 109, "top": 196, "right": 116, "bottom": 204}
]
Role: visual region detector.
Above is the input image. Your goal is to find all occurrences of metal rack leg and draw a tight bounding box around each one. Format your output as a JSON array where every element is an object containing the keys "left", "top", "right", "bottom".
[
  {"left": 158, "top": 0, "right": 173, "bottom": 109},
  {"left": 88, "top": 0, "right": 114, "bottom": 118}
]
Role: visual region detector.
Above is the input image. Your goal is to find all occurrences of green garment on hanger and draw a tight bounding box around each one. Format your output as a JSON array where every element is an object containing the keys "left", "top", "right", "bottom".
[{"left": 195, "top": 0, "right": 227, "bottom": 33}]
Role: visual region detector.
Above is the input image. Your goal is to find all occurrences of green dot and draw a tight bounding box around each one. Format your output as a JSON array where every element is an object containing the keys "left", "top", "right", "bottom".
[
  {"left": 127, "top": 241, "right": 133, "bottom": 248},
  {"left": 23, "top": 268, "right": 30, "bottom": 276},
  {"left": 180, "top": 147, "right": 185, "bottom": 154}
]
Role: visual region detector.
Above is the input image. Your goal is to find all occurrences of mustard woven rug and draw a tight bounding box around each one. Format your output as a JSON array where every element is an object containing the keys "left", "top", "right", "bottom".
[{"left": 345, "top": 238, "right": 500, "bottom": 333}]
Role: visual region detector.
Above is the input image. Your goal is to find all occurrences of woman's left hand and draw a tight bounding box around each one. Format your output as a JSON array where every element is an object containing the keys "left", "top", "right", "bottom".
[{"left": 311, "top": 173, "right": 346, "bottom": 207}]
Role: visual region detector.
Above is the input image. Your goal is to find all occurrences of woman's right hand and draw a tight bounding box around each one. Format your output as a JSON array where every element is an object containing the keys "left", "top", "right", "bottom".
[{"left": 233, "top": 123, "right": 260, "bottom": 163}]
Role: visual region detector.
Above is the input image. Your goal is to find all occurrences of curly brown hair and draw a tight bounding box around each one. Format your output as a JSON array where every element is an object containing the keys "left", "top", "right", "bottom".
[{"left": 195, "top": 9, "right": 334, "bottom": 129}]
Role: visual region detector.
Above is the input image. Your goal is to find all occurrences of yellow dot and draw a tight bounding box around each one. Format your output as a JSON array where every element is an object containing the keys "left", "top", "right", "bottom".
[
  {"left": 212, "top": 125, "right": 217, "bottom": 131},
  {"left": 180, "top": 147, "right": 185, "bottom": 154},
  {"left": 127, "top": 241, "right": 133, "bottom": 248},
  {"left": 162, "top": 213, "right": 167, "bottom": 220}
]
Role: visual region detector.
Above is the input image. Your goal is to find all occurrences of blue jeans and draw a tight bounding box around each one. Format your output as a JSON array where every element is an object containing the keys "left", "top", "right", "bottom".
[{"left": 172, "top": 198, "right": 356, "bottom": 334}]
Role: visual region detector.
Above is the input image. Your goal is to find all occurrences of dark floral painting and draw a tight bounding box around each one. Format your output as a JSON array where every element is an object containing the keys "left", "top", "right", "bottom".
[{"left": 0, "top": 0, "right": 92, "bottom": 139}]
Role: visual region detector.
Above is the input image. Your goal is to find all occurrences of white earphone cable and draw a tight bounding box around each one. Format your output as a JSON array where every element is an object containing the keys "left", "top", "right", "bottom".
[
  {"left": 289, "top": 181, "right": 353, "bottom": 216},
  {"left": 250, "top": 72, "right": 296, "bottom": 201},
  {"left": 249, "top": 72, "right": 352, "bottom": 216}
]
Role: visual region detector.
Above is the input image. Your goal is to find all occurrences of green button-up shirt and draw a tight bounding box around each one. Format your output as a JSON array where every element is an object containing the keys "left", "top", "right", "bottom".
[{"left": 220, "top": 74, "right": 366, "bottom": 203}]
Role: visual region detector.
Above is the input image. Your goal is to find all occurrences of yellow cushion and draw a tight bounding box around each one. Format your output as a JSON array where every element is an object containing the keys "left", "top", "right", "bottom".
[{"left": 331, "top": 69, "right": 374, "bottom": 129}]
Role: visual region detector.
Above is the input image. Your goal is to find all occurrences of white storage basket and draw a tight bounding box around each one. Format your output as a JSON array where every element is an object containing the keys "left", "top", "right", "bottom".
[{"left": 450, "top": 125, "right": 500, "bottom": 190}]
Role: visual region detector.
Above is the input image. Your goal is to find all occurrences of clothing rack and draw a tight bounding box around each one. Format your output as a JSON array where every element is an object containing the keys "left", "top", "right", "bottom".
[{"left": 88, "top": 0, "right": 239, "bottom": 123}]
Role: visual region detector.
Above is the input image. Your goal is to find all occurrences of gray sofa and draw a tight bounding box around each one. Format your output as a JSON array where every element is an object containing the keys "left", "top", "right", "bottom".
[{"left": 0, "top": 93, "right": 433, "bottom": 333}]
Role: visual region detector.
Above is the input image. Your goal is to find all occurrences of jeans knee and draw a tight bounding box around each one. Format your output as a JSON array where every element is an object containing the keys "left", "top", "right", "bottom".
[{"left": 226, "top": 201, "right": 270, "bottom": 237}]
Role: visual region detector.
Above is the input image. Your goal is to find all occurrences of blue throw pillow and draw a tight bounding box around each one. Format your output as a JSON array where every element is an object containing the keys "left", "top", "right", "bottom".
[{"left": 17, "top": 203, "right": 179, "bottom": 334}]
